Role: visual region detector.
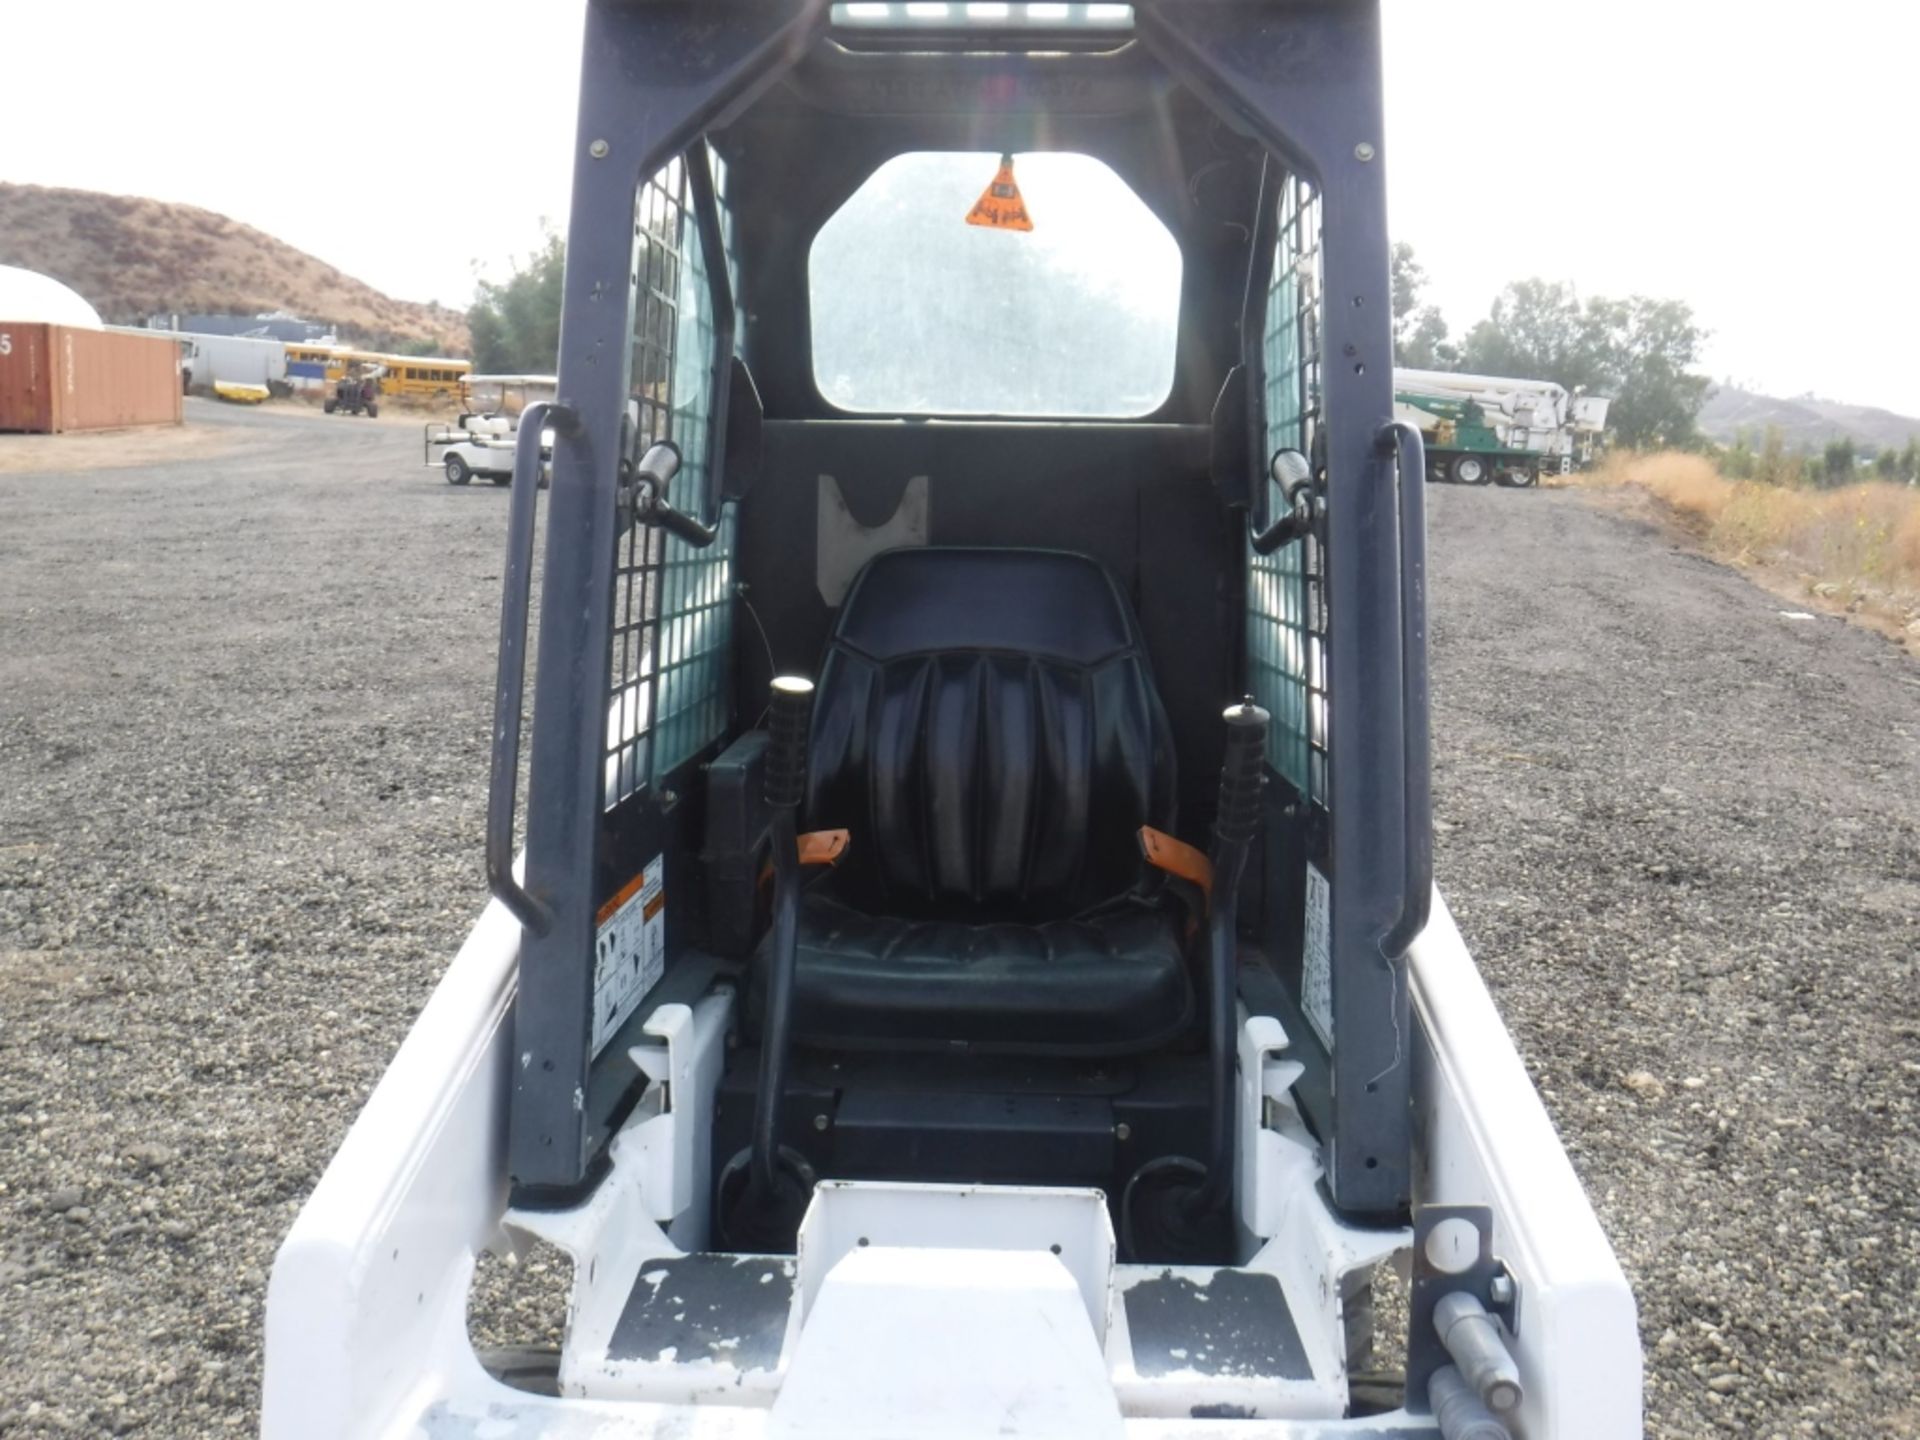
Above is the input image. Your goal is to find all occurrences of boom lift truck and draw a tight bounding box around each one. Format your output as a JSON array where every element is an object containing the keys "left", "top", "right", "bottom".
[
  {"left": 1393, "top": 370, "right": 1612, "bottom": 488},
  {"left": 264, "top": 4, "right": 1640, "bottom": 1437}
]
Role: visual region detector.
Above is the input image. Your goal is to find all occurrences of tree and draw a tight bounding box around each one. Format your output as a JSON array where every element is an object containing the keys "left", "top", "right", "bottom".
[
  {"left": 1598, "top": 296, "right": 1712, "bottom": 450},
  {"left": 1900, "top": 435, "right": 1920, "bottom": 484},
  {"left": 1456, "top": 280, "right": 1709, "bottom": 448},
  {"left": 1458, "top": 279, "right": 1608, "bottom": 393},
  {"left": 1398, "top": 306, "right": 1456, "bottom": 370},
  {"left": 1390, "top": 241, "right": 1457, "bottom": 369},
  {"left": 1873, "top": 447, "right": 1899, "bottom": 480},
  {"left": 468, "top": 231, "right": 566, "bottom": 375},
  {"left": 1757, "top": 425, "right": 1793, "bottom": 486},
  {"left": 1390, "top": 242, "right": 1422, "bottom": 338},
  {"left": 1822, "top": 436, "right": 1857, "bottom": 485},
  {"left": 1721, "top": 427, "right": 1757, "bottom": 480}
]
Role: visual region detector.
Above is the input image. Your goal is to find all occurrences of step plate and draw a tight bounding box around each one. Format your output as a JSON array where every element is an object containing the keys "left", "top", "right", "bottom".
[
  {"left": 1122, "top": 1267, "right": 1312, "bottom": 1382},
  {"left": 606, "top": 1254, "right": 795, "bottom": 1372},
  {"left": 1112, "top": 1263, "right": 1342, "bottom": 1419}
]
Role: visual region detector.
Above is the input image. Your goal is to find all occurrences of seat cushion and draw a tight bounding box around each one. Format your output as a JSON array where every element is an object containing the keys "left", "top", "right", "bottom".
[
  {"left": 758, "top": 547, "right": 1190, "bottom": 1057},
  {"left": 808, "top": 547, "right": 1176, "bottom": 924},
  {"left": 769, "top": 887, "right": 1193, "bottom": 1056}
]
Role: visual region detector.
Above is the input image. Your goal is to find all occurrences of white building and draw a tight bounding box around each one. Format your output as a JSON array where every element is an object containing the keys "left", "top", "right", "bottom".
[{"left": 0, "top": 264, "right": 103, "bottom": 328}]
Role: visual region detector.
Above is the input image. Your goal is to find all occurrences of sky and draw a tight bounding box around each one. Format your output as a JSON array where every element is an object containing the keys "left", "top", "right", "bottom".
[{"left": 3, "top": 1, "right": 1916, "bottom": 415}]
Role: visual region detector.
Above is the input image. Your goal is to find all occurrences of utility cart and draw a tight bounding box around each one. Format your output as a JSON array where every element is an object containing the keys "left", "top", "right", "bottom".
[
  {"left": 265, "top": 5, "right": 1640, "bottom": 1438},
  {"left": 423, "top": 374, "right": 559, "bottom": 486},
  {"left": 323, "top": 363, "right": 383, "bottom": 418}
]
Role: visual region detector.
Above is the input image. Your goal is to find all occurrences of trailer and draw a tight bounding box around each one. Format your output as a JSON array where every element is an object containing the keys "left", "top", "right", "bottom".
[
  {"left": 178, "top": 331, "right": 288, "bottom": 394},
  {"left": 1395, "top": 369, "right": 1609, "bottom": 487},
  {"left": 264, "top": 5, "right": 1640, "bottom": 1438}
]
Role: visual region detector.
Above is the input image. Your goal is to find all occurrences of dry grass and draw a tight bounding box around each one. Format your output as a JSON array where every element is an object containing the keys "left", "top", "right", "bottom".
[
  {"left": 0, "top": 420, "right": 238, "bottom": 475},
  {"left": 1573, "top": 451, "right": 1920, "bottom": 644}
]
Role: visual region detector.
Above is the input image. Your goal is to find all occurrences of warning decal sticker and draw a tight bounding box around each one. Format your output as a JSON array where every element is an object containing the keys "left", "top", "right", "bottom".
[
  {"left": 965, "top": 153, "right": 1034, "bottom": 232},
  {"left": 592, "top": 855, "right": 665, "bottom": 1058},
  {"left": 1302, "top": 864, "right": 1334, "bottom": 1054}
]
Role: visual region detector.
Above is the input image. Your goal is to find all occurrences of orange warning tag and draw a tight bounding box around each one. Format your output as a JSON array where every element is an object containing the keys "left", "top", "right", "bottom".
[{"left": 965, "top": 153, "right": 1034, "bottom": 232}]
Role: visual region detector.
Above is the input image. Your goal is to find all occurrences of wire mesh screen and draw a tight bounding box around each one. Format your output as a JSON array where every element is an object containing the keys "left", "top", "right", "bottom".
[
  {"left": 1248, "top": 174, "right": 1328, "bottom": 804},
  {"left": 604, "top": 149, "right": 738, "bottom": 811}
]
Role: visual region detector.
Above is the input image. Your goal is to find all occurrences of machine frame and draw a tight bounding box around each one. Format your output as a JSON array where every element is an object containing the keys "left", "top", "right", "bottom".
[{"left": 263, "top": 5, "right": 1642, "bottom": 1436}]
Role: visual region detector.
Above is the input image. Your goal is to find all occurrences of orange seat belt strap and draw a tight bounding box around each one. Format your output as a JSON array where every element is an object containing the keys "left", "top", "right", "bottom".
[
  {"left": 796, "top": 829, "right": 851, "bottom": 867},
  {"left": 1137, "top": 825, "right": 1213, "bottom": 910}
]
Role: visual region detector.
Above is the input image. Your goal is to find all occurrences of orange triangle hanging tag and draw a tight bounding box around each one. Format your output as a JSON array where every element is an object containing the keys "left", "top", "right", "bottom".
[{"left": 965, "top": 153, "right": 1034, "bottom": 232}]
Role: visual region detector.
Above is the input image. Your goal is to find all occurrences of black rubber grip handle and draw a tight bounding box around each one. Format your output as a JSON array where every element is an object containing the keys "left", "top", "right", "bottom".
[
  {"left": 650, "top": 499, "right": 718, "bottom": 549},
  {"left": 766, "top": 676, "right": 814, "bottom": 810},
  {"left": 1215, "top": 700, "right": 1270, "bottom": 845}
]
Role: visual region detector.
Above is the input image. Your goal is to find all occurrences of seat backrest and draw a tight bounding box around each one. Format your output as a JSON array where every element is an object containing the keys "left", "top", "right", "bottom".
[{"left": 807, "top": 547, "right": 1176, "bottom": 923}]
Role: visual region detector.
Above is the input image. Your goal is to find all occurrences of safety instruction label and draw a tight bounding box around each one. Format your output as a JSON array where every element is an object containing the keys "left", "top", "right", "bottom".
[
  {"left": 592, "top": 855, "right": 665, "bottom": 1058},
  {"left": 1302, "top": 863, "right": 1334, "bottom": 1053},
  {"left": 965, "top": 153, "right": 1034, "bottom": 232}
]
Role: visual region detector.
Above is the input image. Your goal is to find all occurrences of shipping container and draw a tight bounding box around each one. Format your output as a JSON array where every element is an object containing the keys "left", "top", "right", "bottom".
[{"left": 0, "top": 323, "right": 184, "bottom": 433}]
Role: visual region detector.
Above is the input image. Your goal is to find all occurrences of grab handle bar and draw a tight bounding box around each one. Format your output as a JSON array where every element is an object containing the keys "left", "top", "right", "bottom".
[
  {"left": 1379, "top": 420, "right": 1432, "bottom": 957},
  {"left": 485, "top": 401, "right": 572, "bottom": 935}
]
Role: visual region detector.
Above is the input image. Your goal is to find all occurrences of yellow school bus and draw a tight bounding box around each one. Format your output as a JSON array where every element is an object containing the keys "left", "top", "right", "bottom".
[
  {"left": 284, "top": 343, "right": 348, "bottom": 386},
  {"left": 367, "top": 355, "right": 472, "bottom": 401}
]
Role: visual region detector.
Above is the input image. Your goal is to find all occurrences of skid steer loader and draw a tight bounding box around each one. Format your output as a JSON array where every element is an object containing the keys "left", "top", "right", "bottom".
[{"left": 263, "top": 4, "right": 1640, "bottom": 1436}]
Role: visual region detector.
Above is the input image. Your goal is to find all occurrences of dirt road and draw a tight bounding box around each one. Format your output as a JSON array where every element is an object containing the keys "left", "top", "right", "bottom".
[{"left": 0, "top": 412, "right": 1914, "bottom": 1436}]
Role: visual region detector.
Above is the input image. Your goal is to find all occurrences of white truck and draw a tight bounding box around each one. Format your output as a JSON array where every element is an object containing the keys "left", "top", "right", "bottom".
[{"left": 1395, "top": 368, "right": 1611, "bottom": 487}]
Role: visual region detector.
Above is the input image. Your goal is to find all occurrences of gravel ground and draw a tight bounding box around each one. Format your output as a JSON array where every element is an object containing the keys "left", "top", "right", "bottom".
[
  {"left": 0, "top": 405, "right": 505, "bottom": 1435},
  {"left": 1429, "top": 485, "right": 1920, "bottom": 1437},
  {"left": 1, "top": 414, "right": 1915, "bottom": 1436}
]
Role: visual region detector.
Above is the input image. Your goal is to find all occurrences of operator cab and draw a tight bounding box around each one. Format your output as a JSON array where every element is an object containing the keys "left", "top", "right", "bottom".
[
  {"left": 495, "top": 0, "right": 1424, "bottom": 1401},
  {"left": 519, "top": 84, "right": 1380, "bottom": 1261}
]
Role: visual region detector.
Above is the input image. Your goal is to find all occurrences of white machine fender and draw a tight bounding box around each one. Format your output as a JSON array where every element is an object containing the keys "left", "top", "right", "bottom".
[
  {"left": 1410, "top": 893, "right": 1643, "bottom": 1438},
  {"left": 261, "top": 897, "right": 521, "bottom": 1440}
]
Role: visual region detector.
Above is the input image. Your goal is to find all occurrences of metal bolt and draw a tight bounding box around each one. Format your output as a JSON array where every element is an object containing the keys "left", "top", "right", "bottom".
[
  {"left": 812, "top": 1113, "right": 830, "bottom": 1132},
  {"left": 1488, "top": 1273, "right": 1515, "bottom": 1306},
  {"left": 589, "top": 139, "right": 610, "bottom": 159},
  {"left": 1354, "top": 142, "right": 1376, "bottom": 162},
  {"left": 1114, "top": 1122, "right": 1132, "bottom": 1142}
]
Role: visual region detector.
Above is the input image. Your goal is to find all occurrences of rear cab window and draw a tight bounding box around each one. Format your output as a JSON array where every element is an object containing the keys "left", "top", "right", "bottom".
[{"left": 809, "top": 151, "right": 1181, "bottom": 418}]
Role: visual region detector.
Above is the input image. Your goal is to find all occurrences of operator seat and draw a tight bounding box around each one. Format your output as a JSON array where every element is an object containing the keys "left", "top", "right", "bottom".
[{"left": 757, "top": 547, "right": 1192, "bottom": 1056}]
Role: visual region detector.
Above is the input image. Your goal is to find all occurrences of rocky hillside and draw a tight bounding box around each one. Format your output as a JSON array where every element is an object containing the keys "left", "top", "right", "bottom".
[
  {"left": 1700, "top": 382, "right": 1920, "bottom": 454},
  {"left": 0, "top": 183, "right": 468, "bottom": 353}
]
